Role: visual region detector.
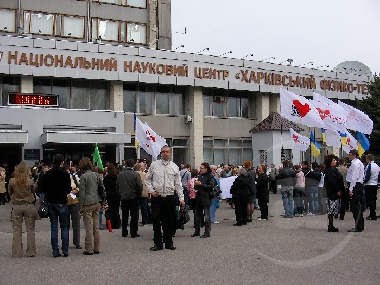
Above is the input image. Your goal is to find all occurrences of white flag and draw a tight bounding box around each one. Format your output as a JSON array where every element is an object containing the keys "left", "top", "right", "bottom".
[
  {"left": 325, "top": 129, "right": 341, "bottom": 147},
  {"left": 342, "top": 130, "right": 358, "bottom": 154},
  {"left": 338, "top": 100, "right": 373, "bottom": 134},
  {"left": 289, "top": 128, "right": 310, "bottom": 151},
  {"left": 312, "top": 92, "right": 348, "bottom": 133},
  {"left": 135, "top": 117, "right": 167, "bottom": 158},
  {"left": 280, "top": 89, "right": 324, "bottom": 128}
]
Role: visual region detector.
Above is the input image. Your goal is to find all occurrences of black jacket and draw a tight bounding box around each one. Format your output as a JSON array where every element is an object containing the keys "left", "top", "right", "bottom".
[
  {"left": 195, "top": 172, "right": 214, "bottom": 207},
  {"left": 230, "top": 175, "right": 252, "bottom": 203},
  {"left": 324, "top": 167, "right": 344, "bottom": 200},
  {"left": 116, "top": 168, "right": 142, "bottom": 200},
  {"left": 305, "top": 169, "right": 322, "bottom": 188},
  {"left": 42, "top": 166, "right": 71, "bottom": 204},
  {"left": 103, "top": 174, "right": 120, "bottom": 201},
  {"left": 256, "top": 173, "right": 270, "bottom": 202}
]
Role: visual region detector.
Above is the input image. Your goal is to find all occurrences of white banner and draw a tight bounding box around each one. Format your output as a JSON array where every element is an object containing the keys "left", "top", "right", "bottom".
[
  {"left": 219, "top": 176, "right": 237, "bottom": 200},
  {"left": 135, "top": 117, "right": 167, "bottom": 158},
  {"left": 290, "top": 128, "right": 310, "bottom": 151},
  {"left": 325, "top": 129, "right": 341, "bottom": 147},
  {"left": 338, "top": 100, "right": 373, "bottom": 135}
]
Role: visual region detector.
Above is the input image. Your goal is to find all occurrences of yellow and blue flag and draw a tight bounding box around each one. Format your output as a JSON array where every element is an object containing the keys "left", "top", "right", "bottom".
[
  {"left": 338, "top": 131, "right": 348, "bottom": 146},
  {"left": 321, "top": 128, "right": 326, "bottom": 143},
  {"left": 357, "top": 131, "right": 370, "bottom": 157},
  {"left": 310, "top": 131, "right": 320, "bottom": 157}
]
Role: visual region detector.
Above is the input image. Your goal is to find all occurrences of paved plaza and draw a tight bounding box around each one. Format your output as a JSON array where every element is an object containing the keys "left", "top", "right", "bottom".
[{"left": 0, "top": 193, "right": 379, "bottom": 285}]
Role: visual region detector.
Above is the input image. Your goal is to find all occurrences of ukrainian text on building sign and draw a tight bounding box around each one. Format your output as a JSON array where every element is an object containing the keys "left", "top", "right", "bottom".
[{"left": 5, "top": 51, "right": 369, "bottom": 95}]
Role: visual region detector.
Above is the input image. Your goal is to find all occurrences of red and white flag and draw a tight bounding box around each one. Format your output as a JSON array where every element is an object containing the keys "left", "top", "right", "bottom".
[
  {"left": 325, "top": 129, "right": 341, "bottom": 147},
  {"left": 135, "top": 117, "right": 167, "bottom": 158},
  {"left": 312, "top": 92, "right": 347, "bottom": 133},
  {"left": 280, "top": 89, "right": 324, "bottom": 128},
  {"left": 342, "top": 130, "right": 358, "bottom": 154},
  {"left": 338, "top": 100, "right": 373, "bottom": 135},
  {"left": 289, "top": 128, "right": 310, "bottom": 151}
]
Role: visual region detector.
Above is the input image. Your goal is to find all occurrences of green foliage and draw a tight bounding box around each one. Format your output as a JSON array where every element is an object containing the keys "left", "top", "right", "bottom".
[{"left": 355, "top": 75, "right": 380, "bottom": 157}]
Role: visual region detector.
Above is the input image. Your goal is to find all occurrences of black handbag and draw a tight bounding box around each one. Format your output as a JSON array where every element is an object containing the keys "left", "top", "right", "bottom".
[{"left": 38, "top": 200, "right": 49, "bottom": 218}]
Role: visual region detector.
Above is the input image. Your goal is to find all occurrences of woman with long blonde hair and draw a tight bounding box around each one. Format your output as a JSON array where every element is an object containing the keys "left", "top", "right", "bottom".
[{"left": 8, "top": 162, "right": 36, "bottom": 258}]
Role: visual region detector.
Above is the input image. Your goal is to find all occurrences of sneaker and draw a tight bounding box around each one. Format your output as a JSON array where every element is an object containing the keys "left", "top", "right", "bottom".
[
  {"left": 299, "top": 214, "right": 304, "bottom": 217},
  {"left": 212, "top": 221, "right": 220, "bottom": 224},
  {"left": 294, "top": 214, "right": 300, "bottom": 217},
  {"left": 307, "top": 212, "right": 313, "bottom": 216},
  {"left": 257, "top": 218, "right": 268, "bottom": 221}
]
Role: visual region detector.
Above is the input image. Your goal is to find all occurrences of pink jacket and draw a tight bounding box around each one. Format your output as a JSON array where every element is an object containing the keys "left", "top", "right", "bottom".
[{"left": 187, "top": 177, "right": 198, "bottom": 199}]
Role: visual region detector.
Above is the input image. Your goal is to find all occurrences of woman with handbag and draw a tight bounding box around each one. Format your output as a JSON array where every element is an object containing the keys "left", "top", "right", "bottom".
[
  {"left": 8, "top": 162, "right": 36, "bottom": 258},
  {"left": 78, "top": 157, "right": 105, "bottom": 255}
]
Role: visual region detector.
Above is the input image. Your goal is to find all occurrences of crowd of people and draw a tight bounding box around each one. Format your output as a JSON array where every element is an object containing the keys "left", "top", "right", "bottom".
[{"left": 2, "top": 146, "right": 379, "bottom": 258}]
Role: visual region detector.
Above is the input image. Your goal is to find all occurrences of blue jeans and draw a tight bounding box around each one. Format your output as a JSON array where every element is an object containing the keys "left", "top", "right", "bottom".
[
  {"left": 48, "top": 203, "right": 69, "bottom": 256},
  {"left": 210, "top": 198, "right": 219, "bottom": 222},
  {"left": 139, "top": 197, "right": 149, "bottom": 225},
  {"left": 293, "top": 187, "right": 305, "bottom": 215},
  {"left": 99, "top": 207, "right": 103, "bottom": 229},
  {"left": 308, "top": 186, "right": 319, "bottom": 214},
  {"left": 281, "top": 188, "right": 294, "bottom": 217}
]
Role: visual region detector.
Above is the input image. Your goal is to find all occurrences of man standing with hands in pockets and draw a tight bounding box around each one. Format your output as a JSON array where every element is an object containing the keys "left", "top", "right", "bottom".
[
  {"left": 346, "top": 149, "right": 365, "bottom": 232},
  {"left": 145, "top": 145, "right": 184, "bottom": 251}
]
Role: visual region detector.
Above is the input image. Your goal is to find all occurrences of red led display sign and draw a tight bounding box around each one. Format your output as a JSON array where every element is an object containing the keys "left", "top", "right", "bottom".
[{"left": 8, "top": 93, "right": 58, "bottom": 106}]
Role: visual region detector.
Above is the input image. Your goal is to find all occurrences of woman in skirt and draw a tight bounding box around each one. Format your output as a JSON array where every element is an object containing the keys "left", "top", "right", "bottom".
[{"left": 324, "top": 154, "right": 344, "bottom": 232}]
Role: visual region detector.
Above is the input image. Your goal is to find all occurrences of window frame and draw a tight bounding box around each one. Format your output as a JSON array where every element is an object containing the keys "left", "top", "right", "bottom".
[{"left": 0, "top": 8, "right": 17, "bottom": 33}]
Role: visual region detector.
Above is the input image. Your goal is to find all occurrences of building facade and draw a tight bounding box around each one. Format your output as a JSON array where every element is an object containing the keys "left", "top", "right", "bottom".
[{"left": 0, "top": 1, "right": 372, "bottom": 170}]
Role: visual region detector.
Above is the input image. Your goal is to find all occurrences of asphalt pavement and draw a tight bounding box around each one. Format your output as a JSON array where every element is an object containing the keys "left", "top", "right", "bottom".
[{"left": 0, "top": 193, "right": 379, "bottom": 285}]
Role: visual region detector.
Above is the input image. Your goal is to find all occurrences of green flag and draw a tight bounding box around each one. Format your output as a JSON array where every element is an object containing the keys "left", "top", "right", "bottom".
[{"left": 93, "top": 144, "right": 104, "bottom": 170}]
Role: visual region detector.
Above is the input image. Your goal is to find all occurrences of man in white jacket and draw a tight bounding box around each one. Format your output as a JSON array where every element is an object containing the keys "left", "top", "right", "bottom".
[
  {"left": 364, "top": 154, "right": 380, "bottom": 220},
  {"left": 145, "top": 146, "right": 184, "bottom": 251}
]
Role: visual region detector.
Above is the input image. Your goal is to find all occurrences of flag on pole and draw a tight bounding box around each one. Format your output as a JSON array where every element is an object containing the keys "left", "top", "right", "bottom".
[
  {"left": 135, "top": 117, "right": 167, "bottom": 158},
  {"left": 93, "top": 143, "right": 104, "bottom": 170},
  {"left": 342, "top": 130, "right": 358, "bottom": 155},
  {"left": 312, "top": 93, "right": 347, "bottom": 132},
  {"left": 133, "top": 113, "right": 139, "bottom": 149},
  {"left": 338, "top": 131, "right": 348, "bottom": 146},
  {"left": 290, "top": 128, "right": 310, "bottom": 151},
  {"left": 310, "top": 131, "right": 321, "bottom": 157},
  {"left": 338, "top": 100, "right": 373, "bottom": 134},
  {"left": 357, "top": 131, "right": 370, "bottom": 157},
  {"left": 280, "top": 89, "right": 324, "bottom": 128},
  {"left": 325, "top": 129, "right": 341, "bottom": 147},
  {"left": 321, "top": 128, "right": 326, "bottom": 143}
]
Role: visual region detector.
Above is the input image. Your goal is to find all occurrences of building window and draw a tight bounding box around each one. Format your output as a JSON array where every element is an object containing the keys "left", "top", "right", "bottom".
[
  {"left": 24, "top": 11, "right": 54, "bottom": 35},
  {"left": 0, "top": 9, "right": 16, "bottom": 33},
  {"left": 61, "top": 16, "right": 85, "bottom": 38},
  {"left": 281, "top": 149, "right": 292, "bottom": 162},
  {"left": 203, "top": 88, "right": 253, "bottom": 118},
  {"left": 127, "top": 23, "right": 146, "bottom": 44},
  {"left": 0, "top": 75, "right": 20, "bottom": 106},
  {"left": 93, "top": 0, "right": 147, "bottom": 8},
  {"left": 123, "top": 83, "right": 184, "bottom": 116},
  {"left": 259, "top": 150, "right": 268, "bottom": 165},
  {"left": 92, "top": 18, "right": 146, "bottom": 44},
  {"left": 203, "top": 139, "right": 252, "bottom": 166},
  {"left": 33, "top": 78, "right": 108, "bottom": 110}
]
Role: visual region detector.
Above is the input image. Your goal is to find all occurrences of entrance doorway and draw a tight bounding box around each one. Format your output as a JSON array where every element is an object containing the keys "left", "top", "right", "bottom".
[{"left": 0, "top": 144, "right": 22, "bottom": 172}]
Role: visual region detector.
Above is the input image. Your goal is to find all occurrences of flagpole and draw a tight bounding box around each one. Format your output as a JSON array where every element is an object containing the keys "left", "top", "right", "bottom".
[{"left": 134, "top": 113, "right": 140, "bottom": 160}]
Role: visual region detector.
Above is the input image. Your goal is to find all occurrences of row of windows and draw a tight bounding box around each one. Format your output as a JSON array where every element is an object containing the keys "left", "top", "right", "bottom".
[
  {"left": 92, "top": 0, "right": 146, "bottom": 8},
  {"left": 0, "top": 8, "right": 147, "bottom": 44},
  {"left": 0, "top": 76, "right": 256, "bottom": 119},
  {"left": 204, "top": 139, "right": 253, "bottom": 166}
]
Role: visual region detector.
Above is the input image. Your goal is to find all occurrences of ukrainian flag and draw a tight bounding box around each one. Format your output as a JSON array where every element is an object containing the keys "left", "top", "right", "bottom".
[
  {"left": 321, "top": 128, "right": 326, "bottom": 143},
  {"left": 338, "top": 131, "right": 348, "bottom": 146},
  {"left": 310, "top": 131, "right": 321, "bottom": 157},
  {"left": 357, "top": 131, "right": 370, "bottom": 157}
]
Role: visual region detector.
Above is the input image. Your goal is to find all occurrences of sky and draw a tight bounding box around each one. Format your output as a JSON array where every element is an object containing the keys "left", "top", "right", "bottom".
[{"left": 171, "top": 0, "right": 380, "bottom": 75}]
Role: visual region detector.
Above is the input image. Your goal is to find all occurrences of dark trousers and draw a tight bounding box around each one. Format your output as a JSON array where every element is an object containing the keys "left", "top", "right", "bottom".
[
  {"left": 350, "top": 184, "right": 364, "bottom": 231},
  {"left": 107, "top": 200, "right": 120, "bottom": 229},
  {"left": 234, "top": 201, "right": 248, "bottom": 225},
  {"left": 139, "top": 197, "right": 149, "bottom": 225},
  {"left": 194, "top": 204, "right": 211, "bottom": 235},
  {"left": 121, "top": 199, "right": 139, "bottom": 236},
  {"left": 270, "top": 180, "right": 277, "bottom": 194},
  {"left": 339, "top": 188, "right": 349, "bottom": 218},
  {"left": 0, "top": 192, "right": 6, "bottom": 205},
  {"left": 258, "top": 200, "right": 268, "bottom": 219},
  {"left": 67, "top": 203, "right": 81, "bottom": 246},
  {"left": 151, "top": 195, "right": 176, "bottom": 246},
  {"left": 365, "top": 185, "right": 378, "bottom": 218}
]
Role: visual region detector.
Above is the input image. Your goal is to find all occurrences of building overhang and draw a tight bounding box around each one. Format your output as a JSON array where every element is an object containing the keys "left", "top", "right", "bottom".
[
  {"left": 0, "top": 130, "right": 28, "bottom": 143},
  {"left": 41, "top": 131, "right": 131, "bottom": 144}
]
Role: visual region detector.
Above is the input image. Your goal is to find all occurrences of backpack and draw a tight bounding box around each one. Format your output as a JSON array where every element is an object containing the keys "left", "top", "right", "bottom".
[{"left": 210, "top": 176, "right": 222, "bottom": 198}]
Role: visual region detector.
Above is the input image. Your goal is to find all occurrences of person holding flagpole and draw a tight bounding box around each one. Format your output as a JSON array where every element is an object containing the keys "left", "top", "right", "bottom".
[{"left": 145, "top": 145, "right": 185, "bottom": 251}]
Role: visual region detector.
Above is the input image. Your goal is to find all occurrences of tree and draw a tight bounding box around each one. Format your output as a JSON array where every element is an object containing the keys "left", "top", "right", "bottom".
[{"left": 355, "top": 74, "right": 380, "bottom": 157}]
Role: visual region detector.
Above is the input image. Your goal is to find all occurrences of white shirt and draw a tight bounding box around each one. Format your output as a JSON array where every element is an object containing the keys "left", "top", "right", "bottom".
[
  {"left": 346, "top": 158, "right": 364, "bottom": 192},
  {"left": 364, "top": 161, "right": 380, "bottom": 186}
]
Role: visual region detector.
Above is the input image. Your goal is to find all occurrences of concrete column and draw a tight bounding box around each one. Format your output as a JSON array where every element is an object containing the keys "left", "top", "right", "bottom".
[
  {"left": 188, "top": 86, "right": 203, "bottom": 168},
  {"left": 256, "top": 93, "right": 270, "bottom": 122},
  {"left": 20, "top": 76, "right": 33, "bottom": 93},
  {"left": 148, "top": 0, "right": 158, "bottom": 48},
  {"left": 269, "top": 93, "right": 280, "bottom": 114},
  {"left": 110, "top": 81, "right": 123, "bottom": 111}
]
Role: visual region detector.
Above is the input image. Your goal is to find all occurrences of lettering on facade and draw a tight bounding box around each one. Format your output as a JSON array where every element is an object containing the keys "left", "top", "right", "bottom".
[{"left": 5, "top": 50, "right": 369, "bottom": 95}]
